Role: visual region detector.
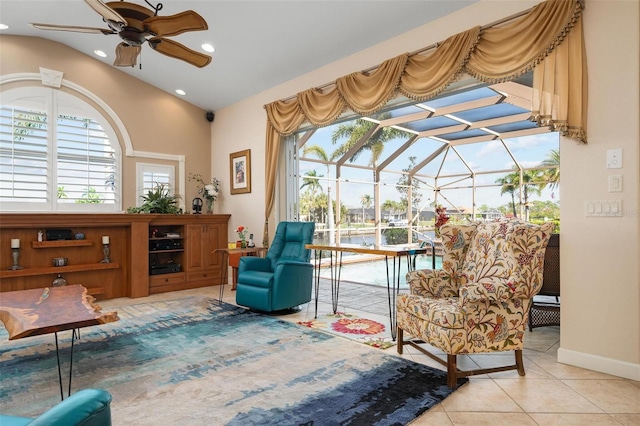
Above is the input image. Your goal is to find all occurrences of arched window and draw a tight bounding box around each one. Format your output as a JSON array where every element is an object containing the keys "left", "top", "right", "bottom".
[{"left": 0, "top": 87, "right": 122, "bottom": 211}]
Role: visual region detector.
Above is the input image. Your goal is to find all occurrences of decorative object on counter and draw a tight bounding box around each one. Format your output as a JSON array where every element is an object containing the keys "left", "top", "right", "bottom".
[
  {"left": 236, "top": 226, "right": 248, "bottom": 248},
  {"left": 52, "top": 274, "right": 67, "bottom": 287},
  {"left": 37, "top": 231, "right": 43, "bottom": 242},
  {"left": 188, "top": 173, "right": 220, "bottom": 214},
  {"left": 248, "top": 233, "right": 255, "bottom": 248},
  {"left": 8, "top": 239, "right": 23, "bottom": 270},
  {"left": 191, "top": 197, "right": 203, "bottom": 214},
  {"left": 126, "top": 183, "right": 181, "bottom": 214},
  {"left": 45, "top": 229, "right": 73, "bottom": 241},
  {"left": 74, "top": 232, "right": 85, "bottom": 240},
  {"left": 434, "top": 205, "right": 449, "bottom": 238},
  {"left": 228, "top": 242, "right": 236, "bottom": 249},
  {"left": 100, "top": 236, "right": 111, "bottom": 264},
  {"left": 52, "top": 257, "right": 68, "bottom": 267}
]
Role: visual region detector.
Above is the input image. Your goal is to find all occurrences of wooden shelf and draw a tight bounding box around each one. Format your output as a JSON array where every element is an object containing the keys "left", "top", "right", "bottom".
[
  {"left": 149, "top": 249, "right": 184, "bottom": 254},
  {"left": 0, "top": 262, "right": 120, "bottom": 278},
  {"left": 32, "top": 240, "right": 93, "bottom": 249}
]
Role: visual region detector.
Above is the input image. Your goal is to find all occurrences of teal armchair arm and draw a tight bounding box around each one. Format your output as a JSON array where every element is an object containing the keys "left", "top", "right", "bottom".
[
  {"left": 239, "top": 256, "right": 271, "bottom": 273},
  {"left": 0, "top": 389, "right": 112, "bottom": 426},
  {"left": 273, "top": 261, "right": 313, "bottom": 285}
]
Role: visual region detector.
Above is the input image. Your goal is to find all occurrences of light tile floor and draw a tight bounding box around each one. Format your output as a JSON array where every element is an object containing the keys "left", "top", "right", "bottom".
[{"left": 103, "top": 281, "right": 640, "bottom": 426}]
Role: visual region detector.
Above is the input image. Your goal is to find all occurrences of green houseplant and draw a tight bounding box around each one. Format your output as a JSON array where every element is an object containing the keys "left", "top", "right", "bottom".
[{"left": 127, "top": 183, "right": 181, "bottom": 214}]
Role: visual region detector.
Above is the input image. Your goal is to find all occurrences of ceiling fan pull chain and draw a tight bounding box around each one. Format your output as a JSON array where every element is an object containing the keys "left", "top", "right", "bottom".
[{"left": 143, "top": 0, "right": 163, "bottom": 16}]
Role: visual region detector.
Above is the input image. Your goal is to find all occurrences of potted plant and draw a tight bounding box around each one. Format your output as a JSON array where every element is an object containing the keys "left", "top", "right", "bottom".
[{"left": 127, "top": 183, "right": 181, "bottom": 214}]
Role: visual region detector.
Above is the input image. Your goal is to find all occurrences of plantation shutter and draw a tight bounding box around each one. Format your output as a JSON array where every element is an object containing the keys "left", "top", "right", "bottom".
[
  {"left": 0, "top": 105, "right": 49, "bottom": 204},
  {"left": 0, "top": 87, "right": 121, "bottom": 211},
  {"left": 56, "top": 115, "right": 116, "bottom": 204}
]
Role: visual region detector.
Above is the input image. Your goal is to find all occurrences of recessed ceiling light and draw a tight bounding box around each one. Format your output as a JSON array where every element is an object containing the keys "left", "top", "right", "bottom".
[
  {"left": 175, "top": 89, "right": 186, "bottom": 96},
  {"left": 0, "top": 24, "right": 9, "bottom": 30},
  {"left": 94, "top": 50, "right": 107, "bottom": 58},
  {"left": 201, "top": 43, "right": 215, "bottom": 53}
]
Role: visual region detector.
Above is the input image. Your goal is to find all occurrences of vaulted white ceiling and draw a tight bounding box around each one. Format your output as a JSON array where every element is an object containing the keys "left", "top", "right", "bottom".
[{"left": 0, "top": 0, "right": 477, "bottom": 112}]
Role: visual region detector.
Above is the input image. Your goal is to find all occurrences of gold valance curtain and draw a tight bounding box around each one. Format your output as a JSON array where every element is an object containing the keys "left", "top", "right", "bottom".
[{"left": 262, "top": 0, "right": 587, "bottom": 245}]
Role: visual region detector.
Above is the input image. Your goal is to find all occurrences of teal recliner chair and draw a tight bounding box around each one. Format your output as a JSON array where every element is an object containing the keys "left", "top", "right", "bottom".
[
  {"left": 0, "top": 388, "right": 112, "bottom": 426},
  {"left": 236, "top": 221, "right": 315, "bottom": 312}
]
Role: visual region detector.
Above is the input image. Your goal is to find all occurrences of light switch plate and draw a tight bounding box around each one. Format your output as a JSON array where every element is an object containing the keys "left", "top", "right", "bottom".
[
  {"left": 585, "top": 200, "right": 623, "bottom": 217},
  {"left": 608, "top": 175, "right": 622, "bottom": 192},
  {"left": 607, "top": 148, "right": 622, "bottom": 169}
]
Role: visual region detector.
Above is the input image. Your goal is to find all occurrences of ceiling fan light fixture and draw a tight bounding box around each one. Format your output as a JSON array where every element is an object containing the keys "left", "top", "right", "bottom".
[
  {"left": 94, "top": 49, "right": 108, "bottom": 58},
  {"left": 175, "top": 89, "right": 186, "bottom": 96},
  {"left": 30, "top": 0, "right": 211, "bottom": 68},
  {"left": 201, "top": 43, "right": 215, "bottom": 53}
]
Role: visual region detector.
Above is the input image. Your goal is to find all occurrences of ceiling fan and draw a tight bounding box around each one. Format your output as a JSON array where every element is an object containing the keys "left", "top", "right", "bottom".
[{"left": 31, "top": 0, "right": 212, "bottom": 68}]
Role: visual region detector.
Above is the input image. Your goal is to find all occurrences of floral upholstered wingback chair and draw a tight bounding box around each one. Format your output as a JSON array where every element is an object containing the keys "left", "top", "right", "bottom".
[{"left": 396, "top": 218, "right": 554, "bottom": 388}]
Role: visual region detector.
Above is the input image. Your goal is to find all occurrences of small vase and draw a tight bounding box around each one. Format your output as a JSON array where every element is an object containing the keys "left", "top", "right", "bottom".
[
  {"left": 241, "top": 240, "right": 247, "bottom": 249},
  {"left": 205, "top": 198, "right": 214, "bottom": 214},
  {"left": 52, "top": 274, "right": 67, "bottom": 287}
]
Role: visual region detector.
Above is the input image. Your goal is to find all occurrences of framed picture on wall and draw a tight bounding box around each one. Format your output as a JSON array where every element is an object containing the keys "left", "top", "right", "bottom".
[{"left": 230, "top": 149, "right": 251, "bottom": 194}]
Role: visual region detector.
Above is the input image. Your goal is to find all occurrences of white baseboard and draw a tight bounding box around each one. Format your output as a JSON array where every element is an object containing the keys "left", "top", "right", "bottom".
[{"left": 557, "top": 348, "right": 640, "bottom": 381}]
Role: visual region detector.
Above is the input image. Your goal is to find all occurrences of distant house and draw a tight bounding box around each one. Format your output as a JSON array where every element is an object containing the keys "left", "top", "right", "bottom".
[{"left": 479, "top": 209, "right": 503, "bottom": 221}]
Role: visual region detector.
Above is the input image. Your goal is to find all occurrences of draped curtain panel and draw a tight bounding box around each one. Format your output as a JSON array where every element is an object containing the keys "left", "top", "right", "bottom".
[{"left": 262, "top": 0, "right": 587, "bottom": 244}]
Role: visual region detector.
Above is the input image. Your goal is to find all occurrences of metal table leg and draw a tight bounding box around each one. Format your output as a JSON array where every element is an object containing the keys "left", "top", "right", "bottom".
[
  {"left": 54, "top": 328, "right": 79, "bottom": 400},
  {"left": 313, "top": 249, "right": 321, "bottom": 318},
  {"left": 313, "top": 249, "right": 342, "bottom": 318},
  {"left": 219, "top": 250, "right": 228, "bottom": 302},
  {"left": 385, "top": 255, "right": 402, "bottom": 341}
]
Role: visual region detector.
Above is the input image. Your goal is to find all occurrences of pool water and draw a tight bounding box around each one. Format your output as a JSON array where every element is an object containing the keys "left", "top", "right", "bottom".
[{"left": 318, "top": 255, "right": 443, "bottom": 288}]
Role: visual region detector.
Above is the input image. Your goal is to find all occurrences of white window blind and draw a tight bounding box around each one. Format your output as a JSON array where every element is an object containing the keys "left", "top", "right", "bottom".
[
  {"left": 0, "top": 106, "right": 49, "bottom": 203},
  {"left": 136, "top": 163, "right": 175, "bottom": 206},
  {"left": 56, "top": 115, "right": 116, "bottom": 204},
  {"left": 0, "top": 87, "right": 121, "bottom": 211}
]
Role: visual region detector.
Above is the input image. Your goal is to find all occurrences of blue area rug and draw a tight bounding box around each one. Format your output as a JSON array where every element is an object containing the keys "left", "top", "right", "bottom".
[{"left": 0, "top": 296, "right": 466, "bottom": 425}]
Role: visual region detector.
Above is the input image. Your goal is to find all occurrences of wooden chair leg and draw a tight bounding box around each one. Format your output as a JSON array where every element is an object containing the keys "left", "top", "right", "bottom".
[
  {"left": 397, "top": 327, "right": 404, "bottom": 354},
  {"left": 447, "top": 354, "right": 458, "bottom": 388},
  {"left": 515, "top": 349, "right": 525, "bottom": 376}
]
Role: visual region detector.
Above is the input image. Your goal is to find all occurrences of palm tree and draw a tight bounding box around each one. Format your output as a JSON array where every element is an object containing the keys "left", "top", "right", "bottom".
[
  {"left": 303, "top": 146, "right": 339, "bottom": 244},
  {"left": 381, "top": 199, "right": 397, "bottom": 222},
  {"left": 300, "top": 170, "right": 323, "bottom": 194},
  {"left": 300, "top": 170, "right": 323, "bottom": 221},
  {"left": 396, "top": 155, "right": 422, "bottom": 219},
  {"left": 496, "top": 169, "right": 545, "bottom": 220},
  {"left": 520, "top": 169, "right": 545, "bottom": 221},
  {"left": 331, "top": 116, "right": 406, "bottom": 225},
  {"left": 331, "top": 116, "right": 405, "bottom": 168},
  {"left": 496, "top": 174, "right": 518, "bottom": 217},
  {"left": 360, "top": 194, "right": 372, "bottom": 224},
  {"left": 542, "top": 149, "right": 560, "bottom": 190}
]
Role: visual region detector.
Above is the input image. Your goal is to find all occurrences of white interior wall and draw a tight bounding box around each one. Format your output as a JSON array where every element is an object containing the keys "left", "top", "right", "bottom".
[
  {"left": 211, "top": 0, "right": 640, "bottom": 380},
  {"left": 557, "top": 0, "right": 639, "bottom": 379}
]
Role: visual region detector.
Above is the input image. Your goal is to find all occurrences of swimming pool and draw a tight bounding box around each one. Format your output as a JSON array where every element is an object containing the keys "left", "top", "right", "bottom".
[{"left": 318, "top": 254, "right": 442, "bottom": 288}]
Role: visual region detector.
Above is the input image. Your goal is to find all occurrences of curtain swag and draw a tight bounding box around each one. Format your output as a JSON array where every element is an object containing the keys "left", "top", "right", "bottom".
[{"left": 262, "top": 0, "right": 587, "bottom": 245}]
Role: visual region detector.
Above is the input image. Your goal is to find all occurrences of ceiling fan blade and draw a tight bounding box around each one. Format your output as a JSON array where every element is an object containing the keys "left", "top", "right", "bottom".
[
  {"left": 144, "top": 11, "right": 208, "bottom": 37},
  {"left": 114, "top": 43, "right": 141, "bottom": 67},
  {"left": 31, "top": 23, "right": 115, "bottom": 35},
  {"left": 149, "top": 37, "right": 211, "bottom": 68},
  {"left": 84, "top": 0, "right": 127, "bottom": 27}
]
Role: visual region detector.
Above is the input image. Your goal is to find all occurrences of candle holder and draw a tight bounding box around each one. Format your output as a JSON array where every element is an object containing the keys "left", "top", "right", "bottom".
[
  {"left": 100, "top": 243, "right": 111, "bottom": 263},
  {"left": 8, "top": 248, "right": 24, "bottom": 270}
]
